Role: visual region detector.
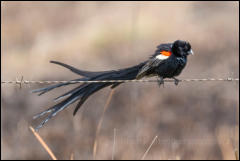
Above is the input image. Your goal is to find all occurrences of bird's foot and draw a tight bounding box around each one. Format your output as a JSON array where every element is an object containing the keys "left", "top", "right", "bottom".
[
  {"left": 173, "top": 77, "right": 180, "bottom": 86},
  {"left": 157, "top": 77, "right": 164, "bottom": 88}
]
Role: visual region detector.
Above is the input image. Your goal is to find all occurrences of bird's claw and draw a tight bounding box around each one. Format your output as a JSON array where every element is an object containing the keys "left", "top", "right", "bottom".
[
  {"left": 157, "top": 77, "right": 164, "bottom": 88},
  {"left": 173, "top": 77, "right": 180, "bottom": 86}
]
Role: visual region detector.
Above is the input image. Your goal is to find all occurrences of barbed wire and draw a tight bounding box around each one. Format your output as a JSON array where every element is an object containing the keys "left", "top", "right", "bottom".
[{"left": 1, "top": 77, "right": 239, "bottom": 85}]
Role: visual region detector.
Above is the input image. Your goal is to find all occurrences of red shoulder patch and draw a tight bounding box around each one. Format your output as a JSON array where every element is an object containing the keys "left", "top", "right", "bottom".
[{"left": 160, "top": 51, "right": 171, "bottom": 56}]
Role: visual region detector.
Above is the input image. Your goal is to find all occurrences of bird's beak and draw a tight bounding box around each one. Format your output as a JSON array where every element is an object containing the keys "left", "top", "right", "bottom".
[{"left": 188, "top": 49, "right": 194, "bottom": 55}]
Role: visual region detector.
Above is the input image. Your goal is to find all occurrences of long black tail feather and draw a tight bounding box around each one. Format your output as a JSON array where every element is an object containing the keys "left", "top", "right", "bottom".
[
  {"left": 73, "top": 82, "right": 112, "bottom": 115},
  {"left": 31, "top": 78, "right": 90, "bottom": 96},
  {"left": 53, "top": 84, "right": 87, "bottom": 102},
  {"left": 50, "top": 60, "right": 115, "bottom": 77},
  {"left": 34, "top": 90, "right": 84, "bottom": 130},
  {"left": 32, "top": 61, "right": 145, "bottom": 129}
]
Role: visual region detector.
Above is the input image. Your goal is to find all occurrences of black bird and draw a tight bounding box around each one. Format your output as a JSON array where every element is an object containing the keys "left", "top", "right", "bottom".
[{"left": 32, "top": 40, "right": 193, "bottom": 130}]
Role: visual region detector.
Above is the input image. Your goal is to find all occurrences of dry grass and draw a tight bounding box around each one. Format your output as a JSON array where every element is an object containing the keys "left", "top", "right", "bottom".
[
  {"left": 70, "top": 152, "right": 74, "bottom": 160},
  {"left": 29, "top": 126, "right": 57, "bottom": 160},
  {"left": 235, "top": 150, "right": 239, "bottom": 160},
  {"left": 93, "top": 89, "right": 115, "bottom": 159},
  {"left": 141, "top": 135, "right": 158, "bottom": 160},
  {"left": 112, "top": 128, "right": 117, "bottom": 160}
]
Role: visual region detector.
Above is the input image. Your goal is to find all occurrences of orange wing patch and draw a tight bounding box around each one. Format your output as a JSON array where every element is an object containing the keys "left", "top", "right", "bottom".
[
  {"left": 156, "top": 50, "right": 172, "bottom": 60},
  {"left": 160, "top": 51, "right": 171, "bottom": 56}
]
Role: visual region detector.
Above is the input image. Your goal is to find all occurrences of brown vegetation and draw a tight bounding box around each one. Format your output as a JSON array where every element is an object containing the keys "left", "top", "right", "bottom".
[{"left": 1, "top": 1, "right": 239, "bottom": 159}]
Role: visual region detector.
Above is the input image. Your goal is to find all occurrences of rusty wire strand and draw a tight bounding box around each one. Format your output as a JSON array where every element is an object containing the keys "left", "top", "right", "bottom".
[{"left": 1, "top": 78, "right": 239, "bottom": 85}]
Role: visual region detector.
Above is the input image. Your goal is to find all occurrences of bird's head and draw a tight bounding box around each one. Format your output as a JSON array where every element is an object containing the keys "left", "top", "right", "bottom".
[{"left": 172, "top": 40, "right": 193, "bottom": 57}]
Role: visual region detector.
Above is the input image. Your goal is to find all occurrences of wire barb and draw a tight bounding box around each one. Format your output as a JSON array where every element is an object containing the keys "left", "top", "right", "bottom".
[{"left": 15, "top": 76, "right": 24, "bottom": 89}]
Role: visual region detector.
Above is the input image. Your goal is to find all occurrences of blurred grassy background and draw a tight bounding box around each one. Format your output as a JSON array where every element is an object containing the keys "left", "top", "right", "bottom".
[{"left": 1, "top": 1, "right": 239, "bottom": 160}]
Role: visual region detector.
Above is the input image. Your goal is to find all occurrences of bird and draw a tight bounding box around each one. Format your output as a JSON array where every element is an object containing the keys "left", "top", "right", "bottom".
[{"left": 32, "top": 40, "right": 193, "bottom": 130}]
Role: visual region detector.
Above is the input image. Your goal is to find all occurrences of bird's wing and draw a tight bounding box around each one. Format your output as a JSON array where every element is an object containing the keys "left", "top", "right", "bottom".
[{"left": 136, "top": 50, "right": 172, "bottom": 79}]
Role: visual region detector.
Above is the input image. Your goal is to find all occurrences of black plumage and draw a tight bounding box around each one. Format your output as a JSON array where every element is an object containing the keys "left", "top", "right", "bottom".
[{"left": 32, "top": 40, "right": 193, "bottom": 130}]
